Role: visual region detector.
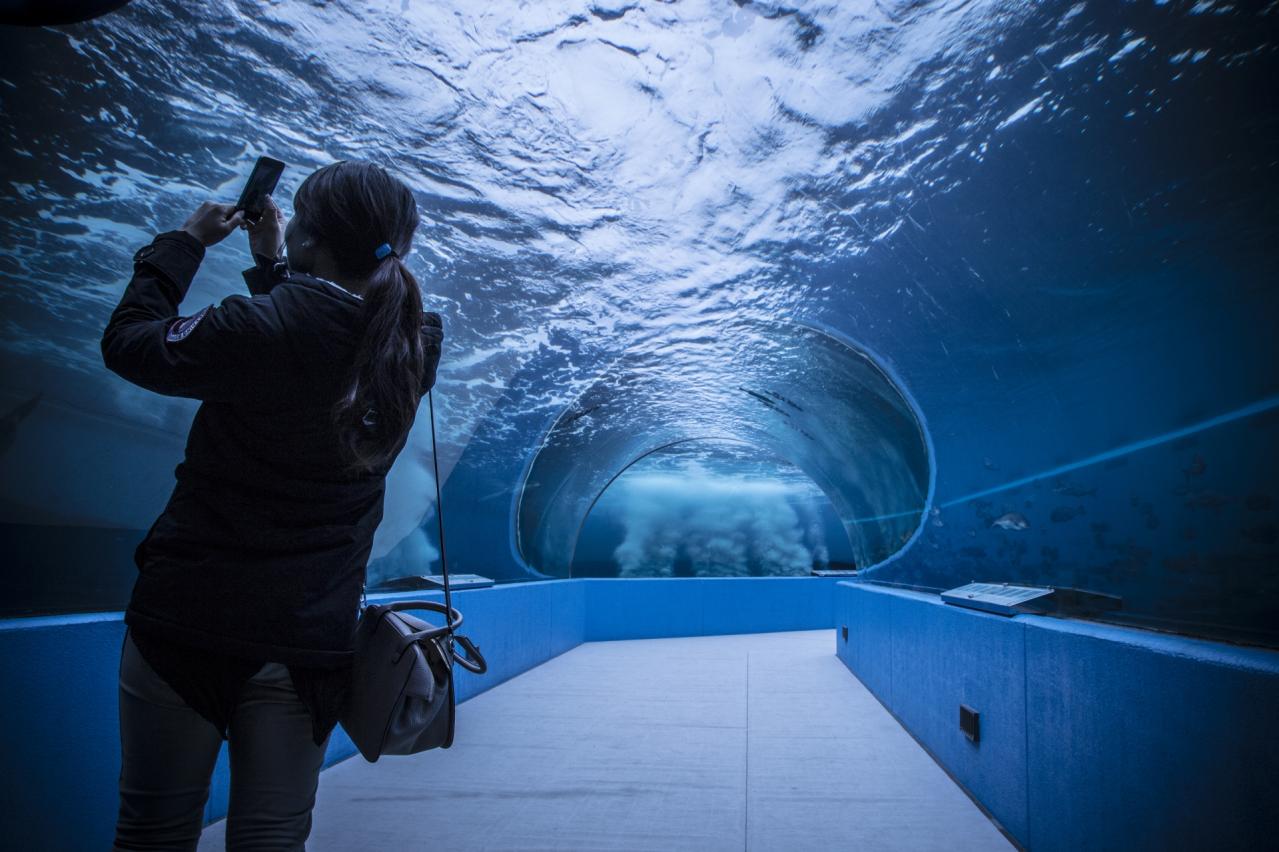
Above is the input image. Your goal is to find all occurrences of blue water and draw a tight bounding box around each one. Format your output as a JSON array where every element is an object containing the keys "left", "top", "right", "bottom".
[{"left": 0, "top": 1, "right": 1275, "bottom": 644}]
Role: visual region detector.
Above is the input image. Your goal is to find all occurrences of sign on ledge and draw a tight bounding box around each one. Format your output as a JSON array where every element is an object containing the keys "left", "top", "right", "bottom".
[
  {"left": 419, "top": 574, "right": 495, "bottom": 590},
  {"left": 941, "top": 582, "right": 1054, "bottom": 616}
]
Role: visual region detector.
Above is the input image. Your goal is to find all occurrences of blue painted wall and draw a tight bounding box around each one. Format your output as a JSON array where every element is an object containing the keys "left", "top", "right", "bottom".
[
  {"left": 583, "top": 576, "right": 840, "bottom": 640},
  {"left": 835, "top": 581, "right": 1279, "bottom": 851},
  {"left": 0, "top": 613, "right": 126, "bottom": 852},
  {"left": 0, "top": 576, "right": 836, "bottom": 851}
]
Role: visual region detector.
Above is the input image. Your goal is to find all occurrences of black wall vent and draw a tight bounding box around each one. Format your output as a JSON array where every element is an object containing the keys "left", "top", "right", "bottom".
[{"left": 960, "top": 704, "right": 980, "bottom": 743}]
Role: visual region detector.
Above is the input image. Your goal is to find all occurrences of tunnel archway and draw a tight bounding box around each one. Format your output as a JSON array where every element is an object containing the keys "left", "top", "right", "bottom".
[
  {"left": 515, "top": 319, "right": 935, "bottom": 577},
  {"left": 569, "top": 436, "right": 859, "bottom": 578}
]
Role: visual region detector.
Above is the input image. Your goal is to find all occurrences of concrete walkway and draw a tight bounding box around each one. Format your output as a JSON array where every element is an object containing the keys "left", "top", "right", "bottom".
[{"left": 200, "top": 630, "right": 1012, "bottom": 851}]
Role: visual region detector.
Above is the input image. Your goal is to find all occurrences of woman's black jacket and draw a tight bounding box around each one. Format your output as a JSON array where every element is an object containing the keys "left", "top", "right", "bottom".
[{"left": 101, "top": 229, "right": 443, "bottom": 668}]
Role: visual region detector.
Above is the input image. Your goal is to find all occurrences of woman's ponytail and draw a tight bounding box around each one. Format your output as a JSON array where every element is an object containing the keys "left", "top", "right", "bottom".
[
  {"left": 291, "top": 160, "right": 428, "bottom": 476},
  {"left": 333, "top": 253, "right": 425, "bottom": 473}
]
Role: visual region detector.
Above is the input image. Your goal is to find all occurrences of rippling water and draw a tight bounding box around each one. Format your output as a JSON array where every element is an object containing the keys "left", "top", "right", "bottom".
[{"left": 0, "top": 1, "right": 1276, "bottom": 643}]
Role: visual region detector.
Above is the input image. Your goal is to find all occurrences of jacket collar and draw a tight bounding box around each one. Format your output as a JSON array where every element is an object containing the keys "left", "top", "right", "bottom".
[{"left": 288, "top": 270, "right": 365, "bottom": 303}]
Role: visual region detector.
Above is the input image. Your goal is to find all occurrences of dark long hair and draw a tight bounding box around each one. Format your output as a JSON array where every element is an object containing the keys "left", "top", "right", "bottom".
[{"left": 292, "top": 160, "right": 425, "bottom": 475}]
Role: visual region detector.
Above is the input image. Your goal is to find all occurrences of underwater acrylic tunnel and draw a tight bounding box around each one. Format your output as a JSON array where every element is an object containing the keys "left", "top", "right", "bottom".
[
  {"left": 2, "top": 0, "right": 1277, "bottom": 644},
  {"left": 0, "top": 0, "right": 1277, "bottom": 850},
  {"left": 516, "top": 319, "right": 933, "bottom": 577}
]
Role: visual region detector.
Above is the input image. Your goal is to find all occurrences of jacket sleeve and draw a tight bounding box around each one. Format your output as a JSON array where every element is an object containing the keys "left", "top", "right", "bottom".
[
  {"left": 241, "top": 252, "right": 291, "bottom": 296},
  {"left": 421, "top": 311, "right": 444, "bottom": 394},
  {"left": 101, "top": 230, "right": 294, "bottom": 403}
]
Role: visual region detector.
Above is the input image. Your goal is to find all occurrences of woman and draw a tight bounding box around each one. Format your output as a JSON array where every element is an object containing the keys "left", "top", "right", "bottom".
[{"left": 101, "top": 160, "right": 444, "bottom": 851}]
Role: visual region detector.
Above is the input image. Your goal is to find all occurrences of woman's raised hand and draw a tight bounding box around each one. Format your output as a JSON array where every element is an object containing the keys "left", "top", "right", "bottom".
[
  {"left": 181, "top": 201, "right": 245, "bottom": 247},
  {"left": 243, "top": 194, "right": 286, "bottom": 260}
]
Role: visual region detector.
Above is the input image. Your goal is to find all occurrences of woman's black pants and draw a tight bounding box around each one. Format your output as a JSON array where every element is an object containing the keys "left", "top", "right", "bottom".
[{"left": 113, "top": 628, "right": 330, "bottom": 851}]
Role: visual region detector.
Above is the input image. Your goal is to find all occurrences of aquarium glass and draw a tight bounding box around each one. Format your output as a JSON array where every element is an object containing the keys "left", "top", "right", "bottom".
[{"left": 0, "top": 1, "right": 1275, "bottom": 645}]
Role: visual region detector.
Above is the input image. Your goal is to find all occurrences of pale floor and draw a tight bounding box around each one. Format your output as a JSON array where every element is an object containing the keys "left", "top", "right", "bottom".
[{"left": 200, "top": 630, "right": 1013, "bottom": 852}]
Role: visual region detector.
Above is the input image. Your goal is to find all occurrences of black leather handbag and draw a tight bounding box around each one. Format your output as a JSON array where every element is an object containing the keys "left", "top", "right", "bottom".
[{"left": 341, "top": 388, "right": 487, "bottom": 762}]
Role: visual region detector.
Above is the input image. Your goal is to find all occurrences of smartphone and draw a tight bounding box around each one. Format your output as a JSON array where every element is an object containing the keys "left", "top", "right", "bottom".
[{"left": 234, "top": 156, "right": 285, "bottom": 222}]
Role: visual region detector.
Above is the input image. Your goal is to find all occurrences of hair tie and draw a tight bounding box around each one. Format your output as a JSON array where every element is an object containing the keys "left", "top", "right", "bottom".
[{"left": 374, "top": 242, "right": 397, "bottom": 261}]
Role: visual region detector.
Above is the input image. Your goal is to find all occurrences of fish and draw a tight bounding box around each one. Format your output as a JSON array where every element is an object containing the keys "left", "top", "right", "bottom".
[
  {"left": 929, "top": 507, "right": 944, "bottom": 527},
  {"left": 991, "top": 512, "right": 1029, "bottom": 531},
  {"left": 739, "top": 386, "right": 784, "bottom": 414},
  {"left": 1182, "top": 454, "right": 1206, "bottom": 481},
  {"left": 0, "top": 391, "right": 42, "bottom": 457},
  {"left": 1050, "top": 506, "right": 1085, "bottom": 523},
  {"left": 1052, "top": 481, "right": 1097, "bottom": 498},
  {"left": 562, "top": 403, "right": 602, "bottom": 425},
  {"left": 1184, "top": 491, "right": 1231, "bottom": 510},
  {"left": 764, "top": 389, "right": 805, "bottom": 412},
  {"left": 1244, "top": 494, "right": 1272, "bottom": 512},
  {"left": 1241, "top": 524, "right": 1277, "bottom": 545},
  {"left": 983, "top": 457, "right": 998, "bottom": 471}
]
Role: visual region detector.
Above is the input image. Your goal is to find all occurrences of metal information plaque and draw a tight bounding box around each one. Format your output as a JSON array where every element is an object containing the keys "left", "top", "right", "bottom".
[{"left": 941, "top": 582, "right": 1054, "bottom": 616}]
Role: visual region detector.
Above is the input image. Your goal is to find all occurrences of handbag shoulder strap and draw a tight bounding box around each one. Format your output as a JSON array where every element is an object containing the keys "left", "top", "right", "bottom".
[
  {"left": 426, "top": 388, "right": 454, "bottom": 639},
  {"left": 360, "top": 387, "right": 452, "bottom": 627}
]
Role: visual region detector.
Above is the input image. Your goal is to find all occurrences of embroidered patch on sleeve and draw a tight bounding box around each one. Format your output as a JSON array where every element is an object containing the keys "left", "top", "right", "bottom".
[{"left": 165, "top": 305, "right": 211, "bottom": 343}]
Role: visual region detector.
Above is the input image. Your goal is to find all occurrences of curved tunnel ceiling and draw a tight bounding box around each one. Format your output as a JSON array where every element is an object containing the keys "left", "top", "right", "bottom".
[
  {"left": 516, "top": 320, "right": 934, "bottom": 577},
  {"left": 1, "top": 3, "right": 1273, "bottom": 640}
]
